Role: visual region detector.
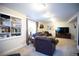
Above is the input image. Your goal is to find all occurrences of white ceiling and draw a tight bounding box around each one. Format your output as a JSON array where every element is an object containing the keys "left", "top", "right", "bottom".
[{"left": 0, "top": 3, "right": 79, "bottom": 22}]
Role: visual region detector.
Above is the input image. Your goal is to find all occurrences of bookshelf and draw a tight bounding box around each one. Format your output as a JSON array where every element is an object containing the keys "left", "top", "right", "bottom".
[{"left": 0, "top": 13, "right": 21, "bottom": 39}]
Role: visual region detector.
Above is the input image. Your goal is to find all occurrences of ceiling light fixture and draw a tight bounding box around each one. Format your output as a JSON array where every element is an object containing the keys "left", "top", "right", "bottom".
[
  {"left": 31, "top": 3, "right": 47, "bottom": 12},
  {"left": 43, "top": 12, "right": 52, "bottom": 18},
  {"left": 49, "top": 17, "right": 57, "bottom": 22}
]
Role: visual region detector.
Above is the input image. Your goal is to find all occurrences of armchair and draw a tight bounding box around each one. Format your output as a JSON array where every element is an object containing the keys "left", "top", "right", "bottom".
[{"left": 34, "top": 36, "right": 56, "bottom": 56}]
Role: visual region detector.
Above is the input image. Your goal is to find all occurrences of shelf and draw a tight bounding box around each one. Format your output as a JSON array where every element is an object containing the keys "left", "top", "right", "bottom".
[
  {"left": 0, "top": 32, "right": 10, "bottom": 34},
  {"left": 0, "top": 13, "right": 21, "bottom": 39},
  {"left": 11, "top": 32, "right": 21, "bottom": 34}
]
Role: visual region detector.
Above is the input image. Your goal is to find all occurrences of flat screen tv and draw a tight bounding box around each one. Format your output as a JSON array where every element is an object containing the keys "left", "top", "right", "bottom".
[{"left": 56, "top": 27, "right": 69, "bottom": 33}]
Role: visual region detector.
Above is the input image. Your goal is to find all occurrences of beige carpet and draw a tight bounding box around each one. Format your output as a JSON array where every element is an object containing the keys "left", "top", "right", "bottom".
[
  {"left": 6, "top": 38, "right": 78, "bottom": 56},
  {"left": 54, "top": 38, "right": 78, "bottom": 56}
]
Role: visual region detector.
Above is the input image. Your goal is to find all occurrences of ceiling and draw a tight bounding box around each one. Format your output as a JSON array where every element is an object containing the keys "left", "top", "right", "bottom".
[{"left": 0, "top": 3, "right": 79, "bottom": 22}]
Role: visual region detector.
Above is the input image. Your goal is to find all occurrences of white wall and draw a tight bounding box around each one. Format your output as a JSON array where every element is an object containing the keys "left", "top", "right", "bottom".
[
  {"left": 54, "top": 21, "right": 77, "bottom": 39},
  {"left": 70, "top": 21, "right": 77, "bottom": 40},
  {"left": 38, "top": 22, "right": 48, "bottom": 32},
  {"left": 77, "top": 14, "right": 79, "bottom": 49},
  {"left": 38, "top": 20, "right": 75, "bottom": 38},
  {"left": 0, "top": 5, "right": 27, "bottom": 55},
  {"left": 68, "top": 13, "right": 79, "bottom": 41}
]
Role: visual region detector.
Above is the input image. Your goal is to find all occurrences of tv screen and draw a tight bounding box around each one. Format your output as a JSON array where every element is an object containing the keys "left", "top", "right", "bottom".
[{"left": 56, "top": 27, "right": 69, "bottom": 33}]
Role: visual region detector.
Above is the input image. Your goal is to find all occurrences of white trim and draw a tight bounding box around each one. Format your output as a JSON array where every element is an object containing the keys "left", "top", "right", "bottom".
[
  {"left": 77, "top": 15, "right": 79, "bottom": 50},
  {"left": 67, "top": 12, "right": 79, "bottom": 23},
  {"left": 0, "top": 43, "right": 26, "bottom": 56}
]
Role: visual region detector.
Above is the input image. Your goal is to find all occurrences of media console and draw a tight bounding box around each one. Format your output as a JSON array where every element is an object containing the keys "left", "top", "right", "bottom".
[
  {"left": 55, "top": 27, "right": 71, "bottom": 39},
  {"left": 56, "top": 32, "right": 71, "bottom": 39}
]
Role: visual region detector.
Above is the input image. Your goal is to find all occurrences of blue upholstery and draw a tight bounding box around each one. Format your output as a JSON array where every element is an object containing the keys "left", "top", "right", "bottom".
[{"left": 34, "top": 36, "right": 56, "bottom": 56}]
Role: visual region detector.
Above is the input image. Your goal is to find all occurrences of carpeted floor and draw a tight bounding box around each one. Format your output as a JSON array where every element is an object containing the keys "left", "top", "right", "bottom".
[{"left": 6, "top": 38, "right": 78, "bottom": 56}]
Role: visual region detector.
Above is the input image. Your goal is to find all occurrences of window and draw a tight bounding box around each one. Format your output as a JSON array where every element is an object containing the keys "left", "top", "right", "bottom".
[{"left": 28, "top": 20, "right": 36, "bottom": 36}]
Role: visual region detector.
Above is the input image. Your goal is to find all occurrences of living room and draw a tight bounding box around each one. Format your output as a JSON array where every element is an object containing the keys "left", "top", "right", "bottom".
[
  {"left": 26, "top": 15, "right": 78, "bottom": 56},
  {"left": 0, "top": 3, "right": 79, "bottom": 56}
]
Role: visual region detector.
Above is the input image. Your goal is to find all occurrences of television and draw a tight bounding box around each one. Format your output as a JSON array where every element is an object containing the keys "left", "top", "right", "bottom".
[{"left": 56, "top": 27, "right": 69, "bottom": 33}]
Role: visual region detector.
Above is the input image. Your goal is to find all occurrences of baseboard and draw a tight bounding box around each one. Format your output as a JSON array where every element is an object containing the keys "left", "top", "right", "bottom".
[{"left": 0, "top": 43, "right": 26, "bottom": 56}]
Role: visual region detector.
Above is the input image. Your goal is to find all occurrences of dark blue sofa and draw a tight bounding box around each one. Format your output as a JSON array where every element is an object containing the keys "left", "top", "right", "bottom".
[{"left": 34, "top": 36, "right": 57, "bottom": 56}]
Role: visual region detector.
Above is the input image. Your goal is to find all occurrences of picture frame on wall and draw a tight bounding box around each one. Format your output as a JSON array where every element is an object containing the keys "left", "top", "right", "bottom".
[
  {"left": 47, "top": 25, "right": 51, "bottom": 30},
  {"left": 39, "top": 24, "right": 44, "bottom": 29}
]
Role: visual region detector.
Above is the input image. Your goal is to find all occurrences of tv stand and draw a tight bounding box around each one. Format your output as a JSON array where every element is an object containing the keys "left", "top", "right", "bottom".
[{"left": 56, "top": 32, "right": 71, "bottom": 39}]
